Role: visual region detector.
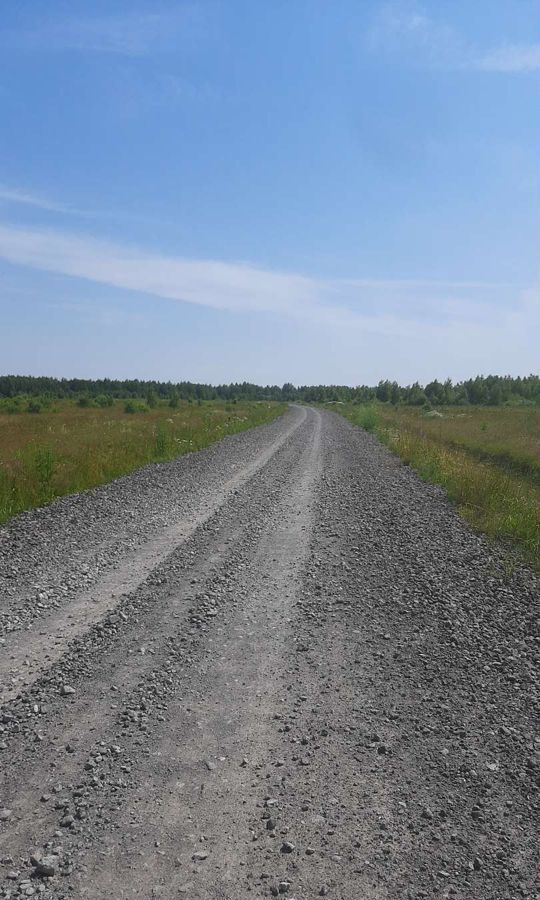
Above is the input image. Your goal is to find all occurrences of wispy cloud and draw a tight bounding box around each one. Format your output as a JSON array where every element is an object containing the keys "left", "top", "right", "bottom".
[
  {"left": 7, "top": 10, "right": 194, "bottom": 56},
  {"left": 369, "top": 4, "right": 540, "bottom": 74},
  {"left": 0, "top": 184, "right": 186, "bottom": 228},
  {"left": 476, "top": 44, "right": 540, "bottom": 73},
  {"left": 0, "top": 185, "right": 76, "bottom": 214},
  {"left": 0, "top": 222, "right": 320, "bottom": 318},
  {"left": 0, "top": 222, "right": 532, "bottom": 344},
  {"left": 368, "top": 4, "right": 462, "bottom": 67}
]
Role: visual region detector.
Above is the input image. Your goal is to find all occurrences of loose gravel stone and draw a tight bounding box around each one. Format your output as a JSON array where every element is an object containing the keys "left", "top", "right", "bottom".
[
  {"left": 30, "top": 855, "right": 57, "bottom": 877},
  {"left": 0, "top": 407, "right": 537, "bottom": 900}
]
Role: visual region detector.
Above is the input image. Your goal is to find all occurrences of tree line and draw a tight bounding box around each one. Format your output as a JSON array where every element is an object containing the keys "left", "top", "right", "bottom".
[{"left": 0, "top": 374, "right": 539, "bottom": 406}]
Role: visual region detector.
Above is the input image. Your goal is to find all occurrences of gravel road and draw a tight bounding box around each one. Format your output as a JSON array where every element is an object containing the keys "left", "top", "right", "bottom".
[{"left": 0, "top": 406, "right": 538, "bottom": 900}]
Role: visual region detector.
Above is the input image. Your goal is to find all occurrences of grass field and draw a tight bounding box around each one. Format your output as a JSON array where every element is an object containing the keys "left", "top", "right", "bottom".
[
  {"left": 0, "top": 399, "right": 286, "bottom": 525},
  {"left": 333, "top": 403, "right": 540, "bottom": 566}
]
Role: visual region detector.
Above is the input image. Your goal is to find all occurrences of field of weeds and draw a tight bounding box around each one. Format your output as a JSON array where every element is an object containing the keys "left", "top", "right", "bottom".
[
  {"left": 0, "top": 399, "right": 285, "bottom": 524},
  {"left": 334, "top": 403, "right": 540, "bottom": 565}
]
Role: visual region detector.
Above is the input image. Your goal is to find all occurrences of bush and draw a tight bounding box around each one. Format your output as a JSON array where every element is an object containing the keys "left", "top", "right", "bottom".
[
  {"left": 1, "top": 398, "right": 22, "bottom": 414},
  {"left": 27, "top": 399, "right": 43, "bottom": 414},
  {"left": 124, "top": 400, "right": 147, "bottom": 414},
  {"left": 95, "top": 394, "right": 114, "bottom": 408},
  {"left": 504, "top": 397, "right": 535, "bottom": 407}
]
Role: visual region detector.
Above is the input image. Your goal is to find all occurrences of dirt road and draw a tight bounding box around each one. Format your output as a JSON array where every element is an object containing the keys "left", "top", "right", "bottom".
[{"left": 0, "top": 407, "right": 538, "bottom": 899}]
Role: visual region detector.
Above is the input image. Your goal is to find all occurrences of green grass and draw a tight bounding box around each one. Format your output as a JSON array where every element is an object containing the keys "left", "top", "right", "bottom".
[
  {"left": 0, "top": 399, "right": 286, "bottom": 525},
  {"left": 332, "top": 403, "right": 540, "bottom": 566}
]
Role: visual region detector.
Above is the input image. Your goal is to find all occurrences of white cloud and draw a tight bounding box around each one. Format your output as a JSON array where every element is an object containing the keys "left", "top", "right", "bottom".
[
  {"left": 476, "top": 44, "right": 540, "bottom": 73},
  {"left": 0, "top": 186, "right": 74, "bottom": 214},
  {"left": 368, "top": 4, "right": 540, "bottom": 74},
  {"left": 0, "top": 184, "right": 187, "bottom": 227},
  {"left": 0, "top": 222, "right": 537, "bottom": 383},
  {"left": 0, "top": 222, "right": 534, "bottom": 348},
  {"left": 368, "top": 4, "right": 461, "bottom": 66},
  {"left": 10, "top": 12, "right": 191, "bottom": 56},
  {"left": 0, "top": 222, "right": 321, "bottom": 318}
]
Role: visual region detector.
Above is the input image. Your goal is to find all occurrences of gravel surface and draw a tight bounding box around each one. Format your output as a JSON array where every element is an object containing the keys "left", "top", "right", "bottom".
[{"left": 0, "top": 406, "right": 538, "bottom": 899}]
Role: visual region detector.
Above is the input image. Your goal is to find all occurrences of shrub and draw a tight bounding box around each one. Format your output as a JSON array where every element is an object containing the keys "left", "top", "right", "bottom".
[
  {"left": 124, "top": 400, "right": 148, "bottom": 414},
  {"left": 2, "top": 398, "right": 22, "bottom": 414},
  {"left": 95, "top": 394, "right": 114, "bottom": 408},
  {"left": 27, "top": 399, "right": 43, "bottom": 414}
]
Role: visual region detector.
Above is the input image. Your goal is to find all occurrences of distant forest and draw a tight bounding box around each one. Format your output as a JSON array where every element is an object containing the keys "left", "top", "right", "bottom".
[{"left": 1, "top": 374, "right": 539, "bottom": 406}]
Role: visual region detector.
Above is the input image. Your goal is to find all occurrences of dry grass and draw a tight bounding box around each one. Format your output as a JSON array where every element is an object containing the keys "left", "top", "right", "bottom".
[
  {"left": 0, "top": 399, "right": 286, "bottom": 524},
  {"left": 334, "top": 403, "right": 540, "bottom": 565},
  {"left": 380, "top": 405, "right": 540, "bottom": 483}
]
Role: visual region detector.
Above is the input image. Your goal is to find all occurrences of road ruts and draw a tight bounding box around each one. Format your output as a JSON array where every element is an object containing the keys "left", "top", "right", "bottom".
[
  {"left": 0, "top": 407, "right": 538, "bottom": 900},
  {"left": 0, "top": 406, "right": 306, "bottom": 704}
]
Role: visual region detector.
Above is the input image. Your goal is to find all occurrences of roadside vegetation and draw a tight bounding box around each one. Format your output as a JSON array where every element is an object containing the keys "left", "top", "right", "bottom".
[
  {"left": 2, "top": 372, "right": 539, "bottom": 561},
  {"left": 0, "top": 399, "right": 285, "bottom": 524},
  {"left": 333, "top": 403, "right": 540, "bottom": 566}
]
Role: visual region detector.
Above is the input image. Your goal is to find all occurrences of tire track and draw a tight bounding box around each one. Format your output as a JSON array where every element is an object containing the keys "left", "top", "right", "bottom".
[
  {"left": 70, "top": 411, "right": 323, "bottom": 897},
  {"left": 0, "top": 407, "right": 306, "bottom": 703},
  {"left": 0, "top": 410, "right": 320, "bottom": 890}
]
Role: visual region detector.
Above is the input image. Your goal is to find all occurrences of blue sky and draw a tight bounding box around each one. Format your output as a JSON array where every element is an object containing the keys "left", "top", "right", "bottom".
[{"left": 0, "top": 0, "right": 538, "bottom": 385}]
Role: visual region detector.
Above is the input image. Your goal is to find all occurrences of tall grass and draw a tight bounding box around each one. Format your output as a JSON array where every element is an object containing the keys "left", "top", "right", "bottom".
[
  {"left": 0, "top": 400, "right": 286, "bottom": 524},
  {"left": 353, "top": 404, "right": 378, "bottom": 433},
  {"left": 334, "top": 403, "right": 540, "bottom": 565}
]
